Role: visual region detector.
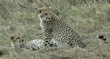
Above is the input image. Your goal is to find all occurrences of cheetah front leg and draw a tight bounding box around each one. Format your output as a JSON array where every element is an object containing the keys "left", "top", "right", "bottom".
[{"left": 43, "top": 28, "right": 53, "bottom": 48}]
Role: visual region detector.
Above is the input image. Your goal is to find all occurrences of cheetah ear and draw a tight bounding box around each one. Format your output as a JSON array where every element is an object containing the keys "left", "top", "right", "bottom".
[
  {"left": 37, "top": 9, "right": 42, "bottom": 14},
  {"left": 37, "top": 8, "right": 42, "bottom": 14},
  {"left": 36, "top": 8, "right": 42, "bottom": 14},
  {"left": 10, "top": 36, "right": 14, "bottom": 41},
  {"left": 39, "top": 10, "right": 42, "bottom": 13}
]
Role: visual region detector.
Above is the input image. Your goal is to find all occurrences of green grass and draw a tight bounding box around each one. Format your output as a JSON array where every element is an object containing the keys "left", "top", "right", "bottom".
[{"left": 9, "top": 25, "right": 16, "bottom": 31}]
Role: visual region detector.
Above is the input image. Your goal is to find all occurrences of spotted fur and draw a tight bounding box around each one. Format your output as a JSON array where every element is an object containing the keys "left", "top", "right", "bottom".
[
  {"left": 38, "top": 7, "right": 86, "bottom": 48},
  {"left": 10, "top": 34, "right": 57, "bottom": 51}
]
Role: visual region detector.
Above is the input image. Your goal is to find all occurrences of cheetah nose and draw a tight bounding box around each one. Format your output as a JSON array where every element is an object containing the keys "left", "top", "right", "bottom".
[
  {"left": 49, "top": 18, "right": 50, "bottom": 19},
  {"left": 22, "top": 40, "right": 24, "bottom": 42},
  {"left": 52, "top": 17, "right": 53, "bottom": 19}
]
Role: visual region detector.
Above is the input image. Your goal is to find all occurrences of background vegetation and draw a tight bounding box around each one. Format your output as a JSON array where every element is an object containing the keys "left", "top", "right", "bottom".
[{"left": 0, "top": 0, "right": 110, "bottom": 59}]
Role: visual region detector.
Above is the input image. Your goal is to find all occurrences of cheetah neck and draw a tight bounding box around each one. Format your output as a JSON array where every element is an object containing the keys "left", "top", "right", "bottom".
[
  {"left": 11, "top": 42, "right": 14, "bottom": 47},
  {"left": 38, "top": 15, "right": 44, "bottom": 31}
]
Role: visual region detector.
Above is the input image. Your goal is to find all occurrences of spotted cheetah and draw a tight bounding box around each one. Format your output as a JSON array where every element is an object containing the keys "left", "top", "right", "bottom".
[
  {"left": 10, "top": 34, "right": 57, "bottom": 51},
  {"left": 38, "top": 7, "right": 86, "bottom": 48},
  {"left": 10, "top": 34, "right": 24, "bottom": 48}
]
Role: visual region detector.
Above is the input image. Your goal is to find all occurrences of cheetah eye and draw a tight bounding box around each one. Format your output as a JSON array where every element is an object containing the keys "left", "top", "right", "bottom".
[
  {"left": 45, "top": 13, "right": 47, "bottom": 15},
  {"left": 50, "top": 13, "right": 51, "bottom": 14},
  {"left": 39, "top": 10, "right": 42, "bottom": 13},
  {"left": 18, "top": 37, "right": 20, "bottom": 39}
]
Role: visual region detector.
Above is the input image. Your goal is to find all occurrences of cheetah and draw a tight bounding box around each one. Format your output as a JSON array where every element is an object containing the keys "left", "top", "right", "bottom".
[
  {"left": 10, "top": 34, "right": 57, "bottom": 51},
  {"left": 10, "top": 35, "right": 40, "bottom": 51},
  {"left": 10, "top": 34, "right": 43, "bottom": 51},
  {"left": 10, "top": 34, "right": 24, "bottom": 48},
  {"left": 38, "top": 7, "right": 86, "bottom": 48}
]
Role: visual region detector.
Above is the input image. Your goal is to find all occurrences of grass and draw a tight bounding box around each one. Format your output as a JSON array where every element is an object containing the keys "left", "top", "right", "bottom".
[
  {"left": 0, "top": 0, "right": 110, "bottom": 59},
  {"left": 9, "top": 25, "right": 16, "bottom": 31}
]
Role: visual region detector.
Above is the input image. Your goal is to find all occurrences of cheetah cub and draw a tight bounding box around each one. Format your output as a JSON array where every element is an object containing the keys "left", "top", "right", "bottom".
[
  {"left": 10, "top": 34, "right": 24, "bottom": 48},
  {"left": 38, "top": 7, "right": 86, "bottom": 48},
  {"left": 10, "top": 34, "right": 57, "bottom": 51},
  {"left": 10, "top": 34, "right": 43, "bottom": 51}
]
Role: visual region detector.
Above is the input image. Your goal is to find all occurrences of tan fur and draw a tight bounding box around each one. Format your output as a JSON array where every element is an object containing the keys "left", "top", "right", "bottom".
[{"left": 11, "top": 34, "right": 23, "bottom": 43}]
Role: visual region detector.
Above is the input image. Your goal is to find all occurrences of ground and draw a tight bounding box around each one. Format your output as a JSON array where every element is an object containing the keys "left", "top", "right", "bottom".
[{"left": 0, "top": 0, "right": 110, "bottom": 59}]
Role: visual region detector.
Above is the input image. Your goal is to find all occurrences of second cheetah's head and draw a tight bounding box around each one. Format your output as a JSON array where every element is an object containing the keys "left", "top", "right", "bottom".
[
  {"left": 38, "top": 7, "right": 54, "bottom": 21},
  {"left": 10, "top": 34, "right": 24, "bottom": 48}
]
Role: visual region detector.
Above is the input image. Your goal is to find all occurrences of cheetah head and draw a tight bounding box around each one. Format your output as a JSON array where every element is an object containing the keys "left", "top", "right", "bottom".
[
  {"left": 38, "top": 7, "right": 54, "bottom": 21},
  {"left": 10, "top": 34, "right": 24, "bottom": 48}
]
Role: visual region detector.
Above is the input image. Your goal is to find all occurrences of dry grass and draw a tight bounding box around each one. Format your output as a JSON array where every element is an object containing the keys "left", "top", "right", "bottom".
[{"left": 0, "top": 0, "right": 110, "bottom": 59}]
